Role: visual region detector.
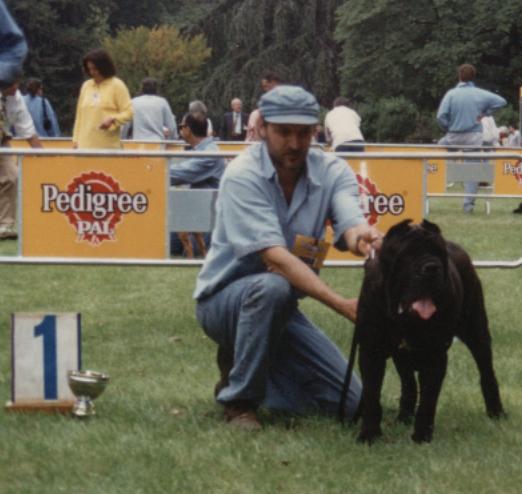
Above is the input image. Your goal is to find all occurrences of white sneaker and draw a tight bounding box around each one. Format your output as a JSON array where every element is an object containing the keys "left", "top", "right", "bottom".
[{"left": 0, "top": 225, "right": 17, "bottom": 239}]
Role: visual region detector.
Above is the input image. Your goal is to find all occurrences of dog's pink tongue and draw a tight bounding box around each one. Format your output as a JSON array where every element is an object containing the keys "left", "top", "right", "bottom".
[{"left": 411, "top": 299, "right": 437, "bottom": 320}]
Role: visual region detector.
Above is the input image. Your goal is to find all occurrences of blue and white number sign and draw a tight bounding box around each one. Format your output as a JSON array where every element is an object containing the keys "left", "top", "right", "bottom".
[{"left": 11, "top": 313, "right": 81, "bottom": 403}]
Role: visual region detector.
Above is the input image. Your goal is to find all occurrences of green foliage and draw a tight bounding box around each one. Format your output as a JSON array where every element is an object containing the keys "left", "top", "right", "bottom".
[
  {"left": 108, "top": 0, "right": 170, "bottom": 29},
  {"left": 165, "top": 0, "right": 218, "bottom": 28},
  {"left": 190, "top": 0, "right": 344, "bottom": 120},
  {"left": 495, "top": 106, "right": 519, "bottom": 127},
  {"left": 102, "top": 25, "right": 211, "bottom": 116},
  {"left": 335, "top": 0, "right": 522, "bottom": 142},
  {"left": 378, "top": 98, "right": 416, "bottom": 142},
  {"left": 359, "top": 97, "right": 418, "bottom": 142}
]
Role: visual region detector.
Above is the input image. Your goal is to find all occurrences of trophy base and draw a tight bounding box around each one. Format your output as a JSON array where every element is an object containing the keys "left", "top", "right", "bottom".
[
  {"left": 71, "top": 396, "right": 96, "bottom": 418},
  {"left": 5, "top": 399, "right": 75, "bottom": 414}
]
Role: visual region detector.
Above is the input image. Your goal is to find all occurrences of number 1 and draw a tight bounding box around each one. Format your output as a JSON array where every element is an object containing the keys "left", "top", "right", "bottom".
[{"left": 34, "top": 315, "right": 57, "bottom": 399}]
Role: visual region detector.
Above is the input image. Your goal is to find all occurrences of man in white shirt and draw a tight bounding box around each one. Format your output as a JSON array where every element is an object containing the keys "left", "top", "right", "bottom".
[
  {"left": 0, "top": 82, "right": 42, "bottom": 239},
  {"left": 324, "top": 97, "right": 365, "bottom": 152}
]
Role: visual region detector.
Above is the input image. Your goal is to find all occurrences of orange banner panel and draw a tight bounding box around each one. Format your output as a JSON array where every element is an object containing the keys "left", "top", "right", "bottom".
[
  {"left": 22, "top": 156, "right": 167, "bottom": 258},
  {"left": 326, "top": 158, "right": 425, "bottom": 260},
  {"left": 122, "top": 141, "right": 163, "bottom": 151},
  {"left": 11, "top": 138, "right": 73, "bottom": 149},
  {"left": 165, "top": 143, "right": 187, "bottom": 152},
  {"left": 366, "top": 145, "right": 446, "bottom": 193},
  {"left": 492, "top": 151, "right": 522, "bottom": 195},
  {"left": 217, "top": 142, "right": 249, "bottom": 152}
]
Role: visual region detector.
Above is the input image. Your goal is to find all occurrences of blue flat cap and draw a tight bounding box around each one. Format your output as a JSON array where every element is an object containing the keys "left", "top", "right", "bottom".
[{"left": 259, "top": 85, "right": 319, "bottom": 125}]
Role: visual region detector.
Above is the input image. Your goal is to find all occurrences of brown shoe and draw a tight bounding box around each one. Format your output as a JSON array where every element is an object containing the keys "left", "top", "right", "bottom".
[
  {"left": 214, "top": 346, "right": 233, "bottom": 397},
  {"left": 224, "top": 402, "right": 262, "bottom": 431}
]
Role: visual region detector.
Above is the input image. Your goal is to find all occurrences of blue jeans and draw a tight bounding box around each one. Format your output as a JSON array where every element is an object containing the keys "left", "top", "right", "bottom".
[
  {"left": 438, "top": 132, "right": 482, "bottom": 212},
  {"left": 196, "top": 272, "right": 362, "bottom": 418}
]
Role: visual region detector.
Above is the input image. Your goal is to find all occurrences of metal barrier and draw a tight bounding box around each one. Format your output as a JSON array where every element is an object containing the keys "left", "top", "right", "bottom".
[
  {"left": 0, "top": 256, "right": 519, "bottom": 269},
  {"left": 0, "top": 147, "right": 520, "bottom": 268}
]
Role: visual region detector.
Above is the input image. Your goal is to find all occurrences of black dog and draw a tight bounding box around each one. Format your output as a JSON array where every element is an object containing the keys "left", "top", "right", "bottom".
[{"left": 354, "top": 219, "right": 504, "bottom": 443}]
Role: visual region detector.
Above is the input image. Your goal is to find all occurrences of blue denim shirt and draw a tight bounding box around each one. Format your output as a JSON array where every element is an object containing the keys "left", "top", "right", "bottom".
[
  {"left": 0, "top": 0, "right": 27, "bottom": 86},
  {"left": 436, "top": 82, "right": 506, "bottom": 133},
  {"left": 194, "top": 143, "right": 365, "bottom": 300},
  {"left": 170, "top": 136, "right": 225, "bottom": 189}
]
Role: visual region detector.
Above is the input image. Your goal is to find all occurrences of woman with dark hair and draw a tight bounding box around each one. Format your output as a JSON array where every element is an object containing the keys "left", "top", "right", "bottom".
[
  {"left": 23, "top": 78, "right": 60, "bottom": 137},
  {"left": 72, "top": 48, "right": 133, "bottom": 148}
]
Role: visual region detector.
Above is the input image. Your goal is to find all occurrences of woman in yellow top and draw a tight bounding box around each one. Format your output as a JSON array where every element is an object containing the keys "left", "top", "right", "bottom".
[{"left": 72, "top": 49, "right": 133, "bottom": 149}]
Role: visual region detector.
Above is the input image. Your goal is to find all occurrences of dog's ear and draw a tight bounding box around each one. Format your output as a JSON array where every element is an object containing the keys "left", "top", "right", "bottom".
[
  {"left": 421, "top": 219, "right": 441, "bottom": 235},
  {"left": 385, "top": 219, "right": 413, "bottom": 241},
  {"left": 377, "top": 219, "right": 413, "bottom": 287},
  {"left": 380, "top": 219, "right": 413, "bottom": 271}
]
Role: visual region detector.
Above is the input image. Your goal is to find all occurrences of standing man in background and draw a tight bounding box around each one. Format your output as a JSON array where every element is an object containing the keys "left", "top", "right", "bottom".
[
  {"left": 124, "top": 77, "right": 177, "bottom": 140},
  {"left": 220, "top": 98, "right": 248, "bottom": 141},
  {"left": 437, "top": 64, "right": 506, "bottom": 213},
  {"left": 189, "top": 100, "right": 214, "bottom": 137},
  {"left": 324, "top": 96, "right": 365, "bottom": 152}
]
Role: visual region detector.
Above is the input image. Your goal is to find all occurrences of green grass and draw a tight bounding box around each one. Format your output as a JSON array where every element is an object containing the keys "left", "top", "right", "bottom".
[{"left": 0, "top": 199, "right": 521, "bottom": 494}]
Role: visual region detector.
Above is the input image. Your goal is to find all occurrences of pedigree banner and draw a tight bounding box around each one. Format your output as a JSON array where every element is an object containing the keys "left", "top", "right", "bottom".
[
  {"left": 492, "top": 154, "right": 522, "bottom": 195},
  {"left": 326, "top": 158, "right": 425, "bottom": 260},
  {"left": 365, "top": 145, "right": 446, "bottom": 193},
  {"left": 21, "top": 156, "right": 167, "bottom": 258}
]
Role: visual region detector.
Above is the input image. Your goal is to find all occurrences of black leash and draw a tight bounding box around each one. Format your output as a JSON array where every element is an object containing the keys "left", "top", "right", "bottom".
[{"left": 338, "top": 321, "right": 360, "bottom": 424}]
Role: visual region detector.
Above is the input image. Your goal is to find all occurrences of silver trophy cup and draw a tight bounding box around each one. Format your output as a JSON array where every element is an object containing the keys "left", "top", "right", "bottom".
[{"left": 67, "top": 370, "right": 110, "bottom": 417}]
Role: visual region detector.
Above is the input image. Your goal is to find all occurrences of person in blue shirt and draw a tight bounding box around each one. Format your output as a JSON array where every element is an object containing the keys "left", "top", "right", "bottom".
[
  {"left": 23, "top": 78, "right": 61, "bottom": 137},
  {"left": 194, "top": 85, "right": 382, "bottom": 430},
  {"left": 170, "top": 111, "right": 225, "bottom": 189},
  {"left": 437, "top": 64, "right": 506, "bottom": 213},
  {"left": 122, "top": 77, "right": 178, "bottom": 140},
  {"left": 170, "top": 111, "right": 225, "bottom": 257}
]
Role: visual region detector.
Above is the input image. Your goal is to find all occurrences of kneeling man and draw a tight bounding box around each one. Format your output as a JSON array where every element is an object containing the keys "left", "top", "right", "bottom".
[{"left": 194, "top": 85, "right": 381, "bottom": 430}]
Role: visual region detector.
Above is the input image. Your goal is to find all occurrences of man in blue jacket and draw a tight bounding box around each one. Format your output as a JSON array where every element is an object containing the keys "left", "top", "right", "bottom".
[{"left": 437, "top": 64, "right": 506, "bottom": 213}]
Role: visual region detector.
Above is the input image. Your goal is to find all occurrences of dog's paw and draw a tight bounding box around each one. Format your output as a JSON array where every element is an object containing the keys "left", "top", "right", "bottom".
[
  {"left": 411, "top": 429, "right": 433, "bottom": 443},
  {"left": 357, "top": 428, "right": 382, "bottom": 445},
  {"left": 487, "top": 407, "right": 507, "bottom": 420}
]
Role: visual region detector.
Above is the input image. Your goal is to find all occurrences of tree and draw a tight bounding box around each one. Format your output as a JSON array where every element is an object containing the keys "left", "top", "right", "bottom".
[
  {"left": 102, "top": 25, "right": 211, "bottom": 117},
  {"left": 108, "top": 0, "right": 171, "bottom": 30},
  {"left": 335, "top": 0, "right": 522, "bottom": 141},
  {"left": 185, "top": 0, "right": 344, "bottom": 121}
]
